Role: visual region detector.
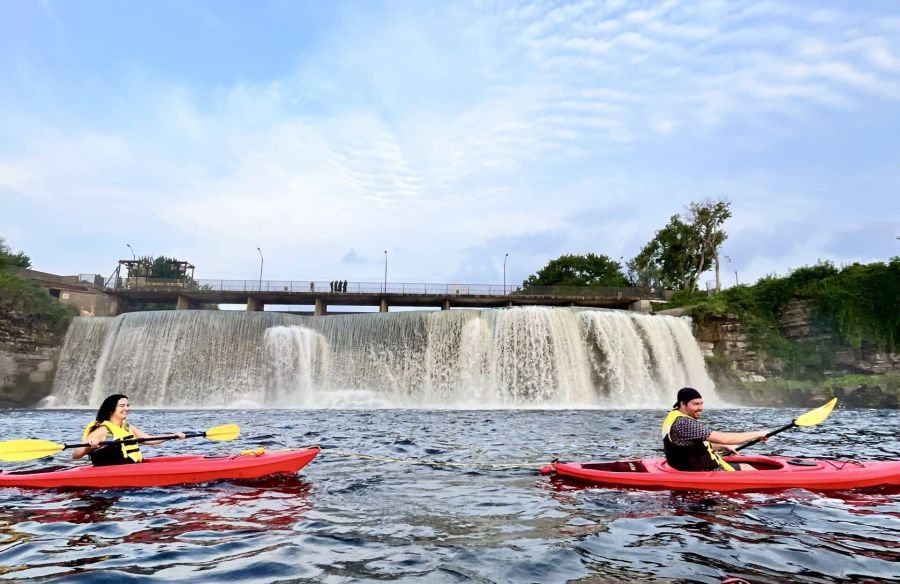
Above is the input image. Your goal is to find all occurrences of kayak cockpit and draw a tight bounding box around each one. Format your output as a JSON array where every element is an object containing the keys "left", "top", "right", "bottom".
[
  {"left": 719, "top": 456, "right": 785, "bottom": 471},
  {"left": 578, "top": 457, "right": 820, "bottom": 474},
  {"left": 581, "top": 460, "right": 649, "bottom": 473}
]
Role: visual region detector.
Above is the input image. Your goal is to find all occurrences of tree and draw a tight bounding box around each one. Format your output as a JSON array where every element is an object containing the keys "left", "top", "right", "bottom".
[
  {"left": 127, "top": 256, "right": 192, "bottom": 281},
  {"left": 0, "top": 237, "right": 32, "bottom": 270},
  {"left": 522, "top": 253, "right": 629, "bottom": 288},
  {"left": 630, "top": 199, "right": 731, "bottom": 291},
  {"left": 123, "top": 254, "right": 214, "bottom": 310}
]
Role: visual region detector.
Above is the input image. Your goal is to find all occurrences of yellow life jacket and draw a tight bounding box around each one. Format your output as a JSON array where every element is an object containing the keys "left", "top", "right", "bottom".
[
  {"left": 83, "top": 420, "right": 143, "bottom": 463},
  {"left": 661, "top": 410, "right": 734, "bottom": 472}
]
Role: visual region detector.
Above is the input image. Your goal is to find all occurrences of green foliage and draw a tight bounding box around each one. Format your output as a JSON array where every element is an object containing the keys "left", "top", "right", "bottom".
[
  {"left": 0, "top": 237, "right": 32, "bottom": 269},
  {"left": 821, "top": 373, "right": 900, "bottom": 393},
  {"left": 0, "top": 272, "right": 78, "bottom": 333},
  {"left": 630, "top": 199, "right": 731, "bottom": 291},
  {"left": 128, "top": 255, "right": 192, "bottom": 280},
  {"left": 703, "top": 349, "right": 728, "bottom": 372},
  {"left": 674, "top": 258, "right": 900, "bottom": 379},
  {"left": 0, "top": 236, "right": 75, "bottom": 333},
  {"left": 523, "top": 253, "right": 629, "bottom": 288},
  {"left": 813, "top": 259, "right": 899, "bottom": 349}
]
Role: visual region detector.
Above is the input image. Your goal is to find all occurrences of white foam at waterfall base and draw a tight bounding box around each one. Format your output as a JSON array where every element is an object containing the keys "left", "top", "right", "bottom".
[{"left": 50, "top": 307, "right": 720, "bottom": 409}]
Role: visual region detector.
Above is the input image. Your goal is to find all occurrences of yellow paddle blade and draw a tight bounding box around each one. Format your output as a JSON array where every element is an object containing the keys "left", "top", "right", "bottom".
[
  {"left": 205, "top": 424, "right": 240, "bottom": 441},
  {"left": 0, "top": 439, "right": 65, "bottom": 462},
  {"left": 795, "top": 398, "right": 838, "bottom": 427}
]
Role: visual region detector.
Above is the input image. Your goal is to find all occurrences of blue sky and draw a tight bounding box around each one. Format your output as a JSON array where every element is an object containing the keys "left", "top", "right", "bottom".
[{"left": 2, "top": 0, "right": 899, "bottom": 290}]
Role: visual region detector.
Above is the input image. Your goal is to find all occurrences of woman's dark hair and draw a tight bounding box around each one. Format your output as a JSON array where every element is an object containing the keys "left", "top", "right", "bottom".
[{"left": 88, "top": 394, "right": 128, "bottom": 433}]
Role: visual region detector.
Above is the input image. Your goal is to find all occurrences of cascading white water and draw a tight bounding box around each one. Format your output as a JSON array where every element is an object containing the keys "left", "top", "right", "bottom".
[
  {"left": 263, "top": 326, "right": 330, "bottom": 407},
  {"left": 49, "top": 307, "right": 717, "bottom": 409}
]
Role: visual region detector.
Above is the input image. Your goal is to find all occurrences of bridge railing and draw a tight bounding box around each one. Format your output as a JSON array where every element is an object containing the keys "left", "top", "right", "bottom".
[{"left": 110, "top": 278, "right": 666, "bottom": 299}]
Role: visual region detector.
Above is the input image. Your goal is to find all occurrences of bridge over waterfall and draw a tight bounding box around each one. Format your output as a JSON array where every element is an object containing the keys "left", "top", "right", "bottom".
[{"left": 108, "top": 279, "right": 668, "bottom": 315}]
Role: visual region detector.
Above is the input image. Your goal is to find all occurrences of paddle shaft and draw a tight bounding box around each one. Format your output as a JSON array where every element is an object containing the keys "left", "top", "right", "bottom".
[
  {"left": 735, "top": 421, "right": 794, "bottom": 452},
  {"left": 67, "top": 431, "right": 201, "bottom": 451}
]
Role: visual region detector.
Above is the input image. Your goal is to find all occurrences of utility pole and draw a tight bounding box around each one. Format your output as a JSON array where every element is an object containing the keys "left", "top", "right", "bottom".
[
  {"left": 715, "top": 254, "right": 721, "bottom": 293},
  {"left": 256, "top": 247, "right": 264, "bottom": 291},
  {"left": 383, "top": 250, "right": 388, "bottom": 294},
  {"left": 503, "top": 252, "right": 509, "bottom": 294}
]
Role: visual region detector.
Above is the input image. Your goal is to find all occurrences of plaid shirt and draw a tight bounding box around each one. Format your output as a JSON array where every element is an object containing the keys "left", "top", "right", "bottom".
[{"left": 669, "top": 416, "right": 712, "bottom": 446}]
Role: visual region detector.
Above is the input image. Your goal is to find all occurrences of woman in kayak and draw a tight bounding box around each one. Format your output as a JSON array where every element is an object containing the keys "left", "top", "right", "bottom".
[
  {"left": 662, "top": 387, "right": 769, "bottom": 471},
  {"left": 72, "top": 394, "right": 185, "bottom": 466}
]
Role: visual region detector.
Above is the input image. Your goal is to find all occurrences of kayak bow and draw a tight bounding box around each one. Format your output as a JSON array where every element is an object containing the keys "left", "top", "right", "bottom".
[{"left": 0, "top": 447, "right": 319, "bottom": 489}]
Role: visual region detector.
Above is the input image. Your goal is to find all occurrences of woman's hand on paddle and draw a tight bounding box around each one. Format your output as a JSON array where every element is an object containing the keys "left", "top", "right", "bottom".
[{"left": 175, "top": 432, "right": 186, "bottom": 439}]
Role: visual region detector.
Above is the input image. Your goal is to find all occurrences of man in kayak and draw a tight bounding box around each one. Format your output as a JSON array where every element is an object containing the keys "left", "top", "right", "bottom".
[
  {"left": 662, "top": 387, "right": 769, "bottom": 471},
  {"left": 72, "top": 394, "right": 185, "bottom": 466}
]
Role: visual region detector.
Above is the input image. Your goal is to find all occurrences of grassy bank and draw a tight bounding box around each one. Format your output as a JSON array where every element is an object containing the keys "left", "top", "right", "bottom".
[
  {"left": 0, "top": 271, "right": 78, "bottom": 334},
  {"left": 716, "top": 373, "right": 900, "bottom": 408}
]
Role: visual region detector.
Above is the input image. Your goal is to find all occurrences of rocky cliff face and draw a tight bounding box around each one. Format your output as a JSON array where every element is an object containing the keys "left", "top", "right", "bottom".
[
  {"left": 697, "top": 299, "right": 900, "bottom": 381},
  {"left": 694, "top": 299, "right": 899, "bottom": 407},
  {"left": 777, "top": 299, "right": 900, "bottom": 374},
  {"left": 0, "top": 307, "right": 63, "bottom": 407}
]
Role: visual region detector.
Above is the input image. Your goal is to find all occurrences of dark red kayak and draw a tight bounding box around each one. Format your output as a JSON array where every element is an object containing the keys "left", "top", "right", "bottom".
[
  {"left": 543, "top": 455, "right": 900, "bottom": 492},
  {"left": 0, "top": 447, "right": 319, "bottom": 489}
]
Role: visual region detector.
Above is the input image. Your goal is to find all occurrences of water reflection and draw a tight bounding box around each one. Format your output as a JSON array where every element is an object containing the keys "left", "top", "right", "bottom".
[{"left": 0, "top": 408, "right": 897, "bottom": 583}]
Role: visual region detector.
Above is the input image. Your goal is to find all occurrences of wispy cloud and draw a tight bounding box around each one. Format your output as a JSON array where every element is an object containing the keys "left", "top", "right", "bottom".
[{"left": 1, "top": 1, "right": 899, "bottom": 284}]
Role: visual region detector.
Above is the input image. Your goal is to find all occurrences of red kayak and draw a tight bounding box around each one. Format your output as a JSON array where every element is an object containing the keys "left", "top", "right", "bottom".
[
  {"left": 0, "top": 447, "right": 319, "bottom": 489},
  {"left": 544, "top": 455, "right": 900, "bottom": 492}
]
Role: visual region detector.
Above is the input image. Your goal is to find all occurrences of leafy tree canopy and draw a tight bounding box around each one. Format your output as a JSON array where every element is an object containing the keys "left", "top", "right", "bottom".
[
  {"left": 127, "top": 256, "right": 192, "bottom": 280},
  {"left": 629, "top": 199, "right": 731, "bottom": 291},
  {"left": 523, "top": 253, "right": 629, "bottom": 288},
  {"left": 0, "top": 237, "right": 32, "bottom": 270}
]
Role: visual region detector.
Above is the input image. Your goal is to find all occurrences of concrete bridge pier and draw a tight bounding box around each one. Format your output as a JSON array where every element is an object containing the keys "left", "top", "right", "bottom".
[
  {"left": 113, "top": 296, "right": 130, "bottom": 316},
  {"left": 380, "top": 298, "right": 389, "bottom": 312},
  {"left": 177, "top": 295, "right": 194, "bottom": 310},
  {"left": 630, "top": 299, "right": 651, "bottom": 312},
  {"left": 441, "top": 299, "right": 450, "bottom": 310},
  {"left": 315, "top": 297, "right": 327, "bottom": 316},
  {"left": 247, "top": 297, "right": 264, "bottom": 311}
]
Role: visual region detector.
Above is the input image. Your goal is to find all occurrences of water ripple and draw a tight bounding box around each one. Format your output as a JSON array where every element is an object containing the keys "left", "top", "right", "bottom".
[{"left": 0, "top": 408, "right": 897, "bottom": 583}]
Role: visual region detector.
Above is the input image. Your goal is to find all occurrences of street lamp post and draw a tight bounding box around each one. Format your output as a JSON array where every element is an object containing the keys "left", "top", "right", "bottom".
[
  {"left": 126, "top": 243, "right": 136, "bottom": 260},
  {"left": 256, "top": 247, "right": 264, "bottom": 291},
  {"left": 503, "top": 253, "right": 509, "bottom": 295},
  {"left": 383, "top": 250, "right": 388, "bottom": 294}
]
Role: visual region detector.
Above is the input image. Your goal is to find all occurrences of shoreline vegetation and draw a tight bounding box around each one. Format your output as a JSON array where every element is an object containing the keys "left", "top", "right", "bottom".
[
  {"left": 0, "top": 238, "right": 77, "bottom": 334},
  {"left": 665, "top": 258, "right": 900, "bottom": 409}
]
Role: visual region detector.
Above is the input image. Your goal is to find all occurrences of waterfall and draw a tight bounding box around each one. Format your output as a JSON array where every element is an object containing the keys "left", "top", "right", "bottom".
[
  {"left": 263, "top": 326, "right": 330, "bottom": 407},
  {"left": 49, "top": 307, "right": 717, "bottom": 409}
]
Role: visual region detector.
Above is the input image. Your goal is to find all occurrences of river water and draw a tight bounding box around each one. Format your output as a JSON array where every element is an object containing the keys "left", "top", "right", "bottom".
[{"left": 0, "top": 407, "right": 897, "bottom": 583}]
